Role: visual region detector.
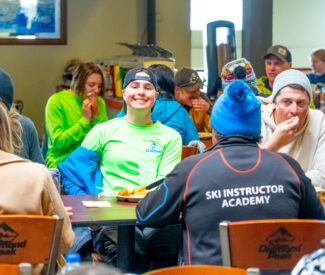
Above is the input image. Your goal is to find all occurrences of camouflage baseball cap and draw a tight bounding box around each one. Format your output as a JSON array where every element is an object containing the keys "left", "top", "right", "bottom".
[
  {"left": 175, "top": 68, "right": 203, "bottom": 92},
  {"left": 264, "top": 45, "right": 292, "bottom": 63}
]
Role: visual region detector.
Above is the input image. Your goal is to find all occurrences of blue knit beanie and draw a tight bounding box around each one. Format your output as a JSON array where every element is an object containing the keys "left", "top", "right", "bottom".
[
  {"left": 0, "top": 68, "right": 14, "bottom": 110},
  {"left": 211, "top": 80, "right": 261, "bottom": 136}
]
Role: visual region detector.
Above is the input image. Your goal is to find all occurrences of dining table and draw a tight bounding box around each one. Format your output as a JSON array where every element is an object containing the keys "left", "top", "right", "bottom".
[{"left": 61, "top": 194, "right": 138, "bottom": 272}]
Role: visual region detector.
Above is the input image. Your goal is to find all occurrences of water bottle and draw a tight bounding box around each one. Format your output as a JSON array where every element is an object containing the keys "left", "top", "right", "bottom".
[
  {"left": 61, "top": 253, "right": 81, "bottom": 274},
  {"left": 19, "top": 263, "right": 32, "bottom": 275},
  {"left": 247, "top": 268, "right": 261, "bottom": 275}
]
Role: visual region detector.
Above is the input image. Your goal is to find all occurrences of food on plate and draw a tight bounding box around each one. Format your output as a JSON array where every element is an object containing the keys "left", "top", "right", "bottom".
[
  {"left": 198, "top": 132, "right": 212, "bottom": 139},
  {"left": 117, "top": 186, "right": 151, "bottom": 197}
]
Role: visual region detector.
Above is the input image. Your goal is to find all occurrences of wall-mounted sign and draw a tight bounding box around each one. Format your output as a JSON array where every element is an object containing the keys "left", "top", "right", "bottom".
[{"left": 0, "top": 0, "right": 66, "bottom": 45}]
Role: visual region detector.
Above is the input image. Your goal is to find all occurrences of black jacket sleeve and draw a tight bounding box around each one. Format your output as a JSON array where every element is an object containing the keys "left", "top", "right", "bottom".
[{"left": 136, "top": 157, "right": 197, "bottom": 228}]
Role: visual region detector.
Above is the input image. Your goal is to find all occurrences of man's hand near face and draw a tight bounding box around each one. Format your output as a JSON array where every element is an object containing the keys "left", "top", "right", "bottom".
[
  {"left": 191, "top": 97, "right": 211, "bottom": 112},
  {"left": 263, "top": 116, "right": 300, "bottom": 151}
]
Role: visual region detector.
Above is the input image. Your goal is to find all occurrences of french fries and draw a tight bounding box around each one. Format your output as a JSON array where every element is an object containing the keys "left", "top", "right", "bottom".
[{"left": 117, "top": 186, "right": 151, "bottom": 197}]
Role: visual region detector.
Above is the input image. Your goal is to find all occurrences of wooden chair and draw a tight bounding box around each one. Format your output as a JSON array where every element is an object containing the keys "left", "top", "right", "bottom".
[
  {"left": 0, "top": 264, "right": 19, "bottom": 275},
  {"left": 219, "top": 219, "right": 325, "bottom": 272},
  {"left": 0, "top": 215, "right": 63, "bottom": 275},
  {"left": 142, "top": 265, "right": 249, "bottom": 275},
  {"left": 181, "top": 145, "right": 198, "bottom": 160}
]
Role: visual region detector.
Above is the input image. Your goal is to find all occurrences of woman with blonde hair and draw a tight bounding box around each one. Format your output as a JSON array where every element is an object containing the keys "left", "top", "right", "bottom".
[
  {"left": 0, "top": 102, "right": 13, "bottom": 152},
  {"left": 0, "top": 104, "right": 74, "bottom": 267},
  {"left": 45, "top": 62, "right": 108, "bottom": 168},
  {"left": 0, "top": 101, "right": 22, "bottom": 154}
]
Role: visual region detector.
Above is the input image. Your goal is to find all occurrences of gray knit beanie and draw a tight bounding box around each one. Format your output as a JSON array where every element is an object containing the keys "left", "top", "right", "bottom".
[
  {"left": 0, "top": 68, "right": 14, "bottom": 110},
  {"left": 272, "top": 69, "right": 312, "bottom": 101}
]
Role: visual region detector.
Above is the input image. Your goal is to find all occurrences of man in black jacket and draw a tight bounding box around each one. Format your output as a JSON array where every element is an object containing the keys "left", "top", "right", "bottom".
[{"left": 136, "top": 80, "right": 325, "bottom": 266}]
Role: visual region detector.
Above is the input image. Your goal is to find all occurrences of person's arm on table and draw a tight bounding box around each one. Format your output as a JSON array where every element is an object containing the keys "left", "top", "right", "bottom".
[
  {"left": 136, "top": 163, "right": 187, "bottom": 228},
  {"left": 64, "top": 206, "right": 73, "bottom": 217}
]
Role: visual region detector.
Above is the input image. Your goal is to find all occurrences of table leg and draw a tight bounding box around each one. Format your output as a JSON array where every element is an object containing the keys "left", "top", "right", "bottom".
[{"left": 117, "top": 225, "right": 135, "bottom": 272}]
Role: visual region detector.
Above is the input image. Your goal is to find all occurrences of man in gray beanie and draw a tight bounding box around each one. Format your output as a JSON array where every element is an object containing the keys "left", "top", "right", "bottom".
[
  {"left": 260, "top": 69, "right": 325, "bottom": 189},
  {"left": 0, "top": 68, "right": 45, "bottom": 164}
]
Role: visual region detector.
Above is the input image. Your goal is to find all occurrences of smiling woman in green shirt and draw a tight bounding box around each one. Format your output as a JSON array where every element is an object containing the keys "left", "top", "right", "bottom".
[
  {"left": 81, "top": 67, "right": 182, "bottom": 191},
  {"left": 45, "top": 62, "right": 108, "bottom": 168}
]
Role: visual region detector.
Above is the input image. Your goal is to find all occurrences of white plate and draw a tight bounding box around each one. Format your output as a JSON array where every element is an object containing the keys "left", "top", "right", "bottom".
[{"left": 112, "top": 192, "right": 146, "bottom": 203}]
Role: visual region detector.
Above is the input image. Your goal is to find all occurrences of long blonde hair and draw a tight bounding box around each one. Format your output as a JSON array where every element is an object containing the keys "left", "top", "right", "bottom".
[
  {"left": 8, "top": 107, "right": 23, "bottom": 154},
  {"left": 0, "top": 103, "right": 13, "bottom": 153}
]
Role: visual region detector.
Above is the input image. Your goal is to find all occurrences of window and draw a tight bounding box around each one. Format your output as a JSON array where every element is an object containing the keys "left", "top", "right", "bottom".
[
  {"left": 191, "top": 0, "right": 242, "bottom": 68},
  {"left": 191, "top": 0, "right": 242, "bottom": 31}
]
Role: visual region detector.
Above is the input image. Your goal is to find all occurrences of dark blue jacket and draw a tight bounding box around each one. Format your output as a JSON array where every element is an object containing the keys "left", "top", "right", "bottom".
[{"left": 136, "top": 136, "right": 325, "bottom": 266}]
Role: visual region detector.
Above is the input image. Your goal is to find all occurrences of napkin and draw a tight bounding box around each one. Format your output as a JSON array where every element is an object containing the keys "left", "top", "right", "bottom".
[{"left": 82, "top": 201, "right": 112, "bottom": 208}]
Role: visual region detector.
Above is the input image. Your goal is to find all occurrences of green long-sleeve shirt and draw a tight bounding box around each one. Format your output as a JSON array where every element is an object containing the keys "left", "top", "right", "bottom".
[{"left": 45, "top": 89, "right": 108, "bottom": 168}]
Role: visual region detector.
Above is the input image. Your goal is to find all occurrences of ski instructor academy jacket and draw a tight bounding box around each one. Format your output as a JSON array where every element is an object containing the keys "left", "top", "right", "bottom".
[{"left": 136, "top": 136, "right": 325, "bottom": 265}]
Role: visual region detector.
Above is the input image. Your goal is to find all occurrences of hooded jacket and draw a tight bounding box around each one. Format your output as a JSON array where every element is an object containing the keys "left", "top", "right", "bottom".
[
  {"left": 59, "top": 146, "right": 102, "bottom": 195},
  {"left": 260, "top": 103, "right": 325, "bottom": 188},
  {"left": 116, "top": 96, "right": 199, "bottom": 145}
]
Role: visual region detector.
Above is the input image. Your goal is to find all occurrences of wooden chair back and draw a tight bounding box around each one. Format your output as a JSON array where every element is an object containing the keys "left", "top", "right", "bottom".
[
  {"left": 219, "top": 219, "right": 325, "bottom": 271},
  {"left": 182, "top": 145, "right": 198, "bottom": 160},
  {"left": 143, "top": 265, "right": 247, "bottom": 275},
  {"left": 0, "top": 215, "right": 63, "bottom": 275}
]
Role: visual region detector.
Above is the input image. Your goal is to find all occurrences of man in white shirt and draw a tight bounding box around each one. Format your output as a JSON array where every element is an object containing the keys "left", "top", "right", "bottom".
[{"left": 260, "top": 69, "right": 325, "bottom": 188}]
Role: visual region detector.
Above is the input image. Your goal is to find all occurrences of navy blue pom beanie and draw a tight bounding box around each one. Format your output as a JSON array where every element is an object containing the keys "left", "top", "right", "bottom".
[
  {"left": 211, "top": 80, "right": 261, "bottom": 136},
  {"left": 0, "top": 68, "right": 14, "bottom": 110}
]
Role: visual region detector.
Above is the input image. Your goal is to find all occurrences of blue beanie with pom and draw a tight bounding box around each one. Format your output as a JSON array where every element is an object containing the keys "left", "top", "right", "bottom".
[{"left": 211, "top": 80, "right": 261, "bottom": 136}]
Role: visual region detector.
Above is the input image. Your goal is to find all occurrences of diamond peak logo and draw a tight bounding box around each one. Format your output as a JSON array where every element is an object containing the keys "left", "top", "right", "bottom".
[
  {"left": 146, "top": 142, "right": 162, "bottom": 154},
  {"left": 0, "top": 222, "right": 27, "bottom": 255},
  {"left": 0, "top": 222, "right": 18, "bottom": 242},
  {"left": 266, "top": 227, "right": 295, "bottom": 246},
  {"left": 259, "top": 227, "right": 302, "bottom": 259}
]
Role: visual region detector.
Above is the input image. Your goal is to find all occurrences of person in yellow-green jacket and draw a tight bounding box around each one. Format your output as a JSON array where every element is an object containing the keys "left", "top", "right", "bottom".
[
  {"left": 257, "top": 45, "right": 292, "bottom": 97},
  {"left": 45, "top": 62, "right": 108, "bottom": 168},
  {"left": 257, "top": 45, "right": 315, "bottom": 108}
]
